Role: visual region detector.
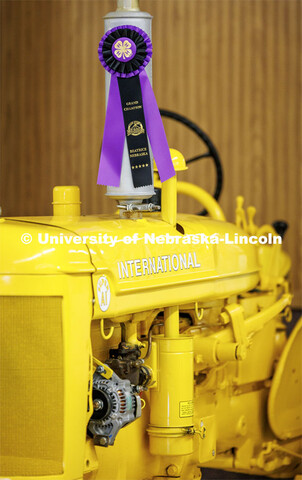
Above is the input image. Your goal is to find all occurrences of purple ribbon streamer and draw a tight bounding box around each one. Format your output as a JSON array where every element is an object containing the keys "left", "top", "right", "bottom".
[
  {"left": 139, "top": 70, "right": 175, "bottom": 183},
  {"left": 97, "top": 70, "right": 175, "bottom": 187},
  {"left": 97, "top": 76, "right": 125, "bottom": 187}
]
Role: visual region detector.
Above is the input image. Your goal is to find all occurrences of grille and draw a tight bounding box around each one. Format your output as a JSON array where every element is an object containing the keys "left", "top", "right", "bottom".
[{"left": 0, "top": 296, "right": 64, "bottom": 476}]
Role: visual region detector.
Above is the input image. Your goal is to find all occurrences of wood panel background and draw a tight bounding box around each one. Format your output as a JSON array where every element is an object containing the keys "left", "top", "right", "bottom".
[{"left": 1, "top": 0, "right": 301, "bottom": 305}]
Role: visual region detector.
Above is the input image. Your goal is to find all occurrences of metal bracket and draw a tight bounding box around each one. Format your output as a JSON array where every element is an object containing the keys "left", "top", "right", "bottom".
[
  {"left": 92, "top": 357, "right": 114, "bottom": 379},
  {"left": 218, "top": 304, "right": 249, "bottom": 361},
  {"left": 117, "top": 203, "right": 161, "bottom": 212}
]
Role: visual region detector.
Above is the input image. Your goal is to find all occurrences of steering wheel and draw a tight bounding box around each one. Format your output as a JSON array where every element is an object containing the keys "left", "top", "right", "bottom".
[{"left": 160, "top": 109, "right": 223, "bottom": 216}]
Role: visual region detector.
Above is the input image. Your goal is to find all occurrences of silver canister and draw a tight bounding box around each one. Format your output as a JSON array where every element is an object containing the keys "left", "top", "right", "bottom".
[{"left": 103, "top": 2, "right": 154, "bottom": 204}]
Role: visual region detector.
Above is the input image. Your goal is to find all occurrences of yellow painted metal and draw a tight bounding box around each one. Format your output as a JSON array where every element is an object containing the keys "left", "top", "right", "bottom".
[
  {"left": 177, "top": 181, "right": 226, "bottom": 221},
  {"left": 0, "top": 218, "right": 94, "bottom": 274},
  {"left": 0, "top": 274, "right": 93, "bottom": 480},
  {"left": 124, "top": 321, "right": 143, "bottom": 346},
  {"left": 236, "top": 195, "right": 248, "bottom": 230},
  {"left": 154, "top": 149, "right": 225, "bottom": 222},
  {"left": 197, "top": 415, "right": 216, "bottom": 463},
  {"left": 154, "top": 176, "right": 226, "bottom": 222},
  {"left": 0, "top": 296, "right": 64, "bottom": 476},
  {"left": 147, "top": 306, "right": 194, "bottom": 456},
  {"left": 164, "top": 305, "right": 179, "bottom": 337},
  {"left": 148, "top": 334, "right": 194, "bottom": 456},
  {"left": 268, "top": 317, "right": 302, "bottom": 440},
  {"left": 53, "top": 185, "right": 81, "bottom": 217},
  {"left": 1, "top": 175, "right": 301, "bottom": 480},
  {"left": 92, "top": 357, "right": 113, "bottom": 379},
  {"left": 235, "top": 195, "right": 291, "bottom": 292},
  {"left": 156, "top": 148, "right": 188, "bottom": 172},
  {"left": 161, "top": 175, "right": 177, "bottom": 226},
  {"left": 170, "top": 149, "right": 188, "bottom": 171},
  {"left": 193, "top": 293, "right": 292, "bottom": 370},
  {"left": 99, "top": 318, "right": 114, "bottom": 340}
]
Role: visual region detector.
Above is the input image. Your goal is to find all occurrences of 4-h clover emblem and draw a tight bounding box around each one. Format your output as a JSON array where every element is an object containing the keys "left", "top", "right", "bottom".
[{"left": 112, "top": 37, "right": 137, "bottom": 63}]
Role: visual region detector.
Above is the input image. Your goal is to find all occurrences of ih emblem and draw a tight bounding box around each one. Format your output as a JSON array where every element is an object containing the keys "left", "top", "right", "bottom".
[
  {"left": 127, "top": 120, "right": 145, "bottom": 136},
  {"left": 97, "top": 276, "right": 111, "bottom": 312}
]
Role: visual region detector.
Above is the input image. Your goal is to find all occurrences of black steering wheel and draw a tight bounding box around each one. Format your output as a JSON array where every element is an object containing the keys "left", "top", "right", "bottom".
[{"left": 160, "top": 109, "right": 223, "bottom": 216}]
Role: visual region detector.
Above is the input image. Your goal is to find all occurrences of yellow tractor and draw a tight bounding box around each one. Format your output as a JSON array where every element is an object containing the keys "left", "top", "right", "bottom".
[{"left": 0, "top": 1, "right": 301, "bottom": 479}]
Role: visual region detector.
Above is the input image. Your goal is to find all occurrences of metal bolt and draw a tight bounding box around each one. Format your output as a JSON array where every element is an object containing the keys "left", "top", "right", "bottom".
[
  {"left": 212, "top": 449, "right": 215, "bottom": 456},
  {"left": 99, "top": 437, "right": 107, "bottom": 446},
  {"left": 236, "top": 344, "right": 247, "bottom": 361},
  {"left": 195, "top": 354, "right": 203, "bottom": 364},
  {"left": 93, "top": 399, "right": 103, "bottom": 411},
  {"left": 218, "top": 312, "right": 230, "bottom": 325},
  {"left": 166, "top": 464, "right": 179, "bottom": 476},
  {"left": 236, "top": 415, "right": 247, "bottom": 436},
  {"left": 135, "top": 385, "right": 144, "bottom": 393},
  {"left": 134, "top": 359, "right": 144, "bottom": 367}
]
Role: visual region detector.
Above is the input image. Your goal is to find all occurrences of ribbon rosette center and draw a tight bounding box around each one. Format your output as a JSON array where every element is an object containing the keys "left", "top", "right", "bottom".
[{"left": 113, "top": 38, "right": 136, "bottom": 61}]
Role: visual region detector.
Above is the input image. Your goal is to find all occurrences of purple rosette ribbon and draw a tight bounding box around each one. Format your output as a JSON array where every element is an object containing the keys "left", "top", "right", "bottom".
[{"left": 97, "top": 25, "right": 175, "bottom": 188}]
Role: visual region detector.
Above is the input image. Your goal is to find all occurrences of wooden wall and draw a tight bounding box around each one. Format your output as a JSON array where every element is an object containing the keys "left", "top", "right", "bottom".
[{"left": 1, "top": 0, "right": 301, "bottom": 305}]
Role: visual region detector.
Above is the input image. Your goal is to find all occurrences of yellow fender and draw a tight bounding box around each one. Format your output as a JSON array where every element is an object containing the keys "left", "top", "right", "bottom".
[{"left": 268, "top": 317, "right": 302, "bottom": 440}]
